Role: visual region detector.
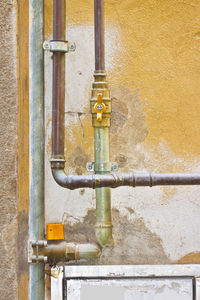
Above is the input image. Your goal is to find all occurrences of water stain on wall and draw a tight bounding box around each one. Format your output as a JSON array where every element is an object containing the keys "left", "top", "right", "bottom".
[
  {"left": 110, "top": 85, "right": 148, "bottom": 171},
  {"left": 68, "top": 146, "right": 91, "bottom": 175},
  {"left": 63, "top": 208, "right": 169, "bottom": 265}
]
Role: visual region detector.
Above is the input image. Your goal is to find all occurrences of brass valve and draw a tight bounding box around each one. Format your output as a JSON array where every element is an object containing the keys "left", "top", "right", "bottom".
[{"left": 94, "top": 93, "right": 106, "bottom": 122}]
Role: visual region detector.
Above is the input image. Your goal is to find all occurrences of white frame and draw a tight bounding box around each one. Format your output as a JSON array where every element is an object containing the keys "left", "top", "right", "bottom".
[{"left": 51, "top": 265, "right": 200, "bottom": 300}]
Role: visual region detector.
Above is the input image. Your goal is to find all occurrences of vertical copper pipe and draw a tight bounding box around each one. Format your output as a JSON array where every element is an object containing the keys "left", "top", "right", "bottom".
[
  {"left": 52, "top": 0, "right": 65, "bottom": 158},
  {"left": 94, "top": 0, "right": 105, "bottom": 72}
]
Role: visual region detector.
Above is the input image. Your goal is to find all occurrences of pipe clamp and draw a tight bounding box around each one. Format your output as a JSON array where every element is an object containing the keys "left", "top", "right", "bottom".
[
  {"left": 28, "top": 240, "right": 48, "bottom": 264},
  {"left": 86, "top": 162, "right": 118, "bottom": 172},
  {"left": 43, "top": 40, "right": 76, "bottom": 53}
]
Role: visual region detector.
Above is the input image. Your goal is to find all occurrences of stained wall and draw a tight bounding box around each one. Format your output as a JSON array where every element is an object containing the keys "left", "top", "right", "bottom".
[{"left": 44, "top": 0, "right": 200, "bottom": 265}]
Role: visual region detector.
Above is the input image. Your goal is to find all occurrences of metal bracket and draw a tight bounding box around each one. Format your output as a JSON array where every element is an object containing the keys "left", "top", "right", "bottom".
[
  {"left": 86, "top": 162, "right": 118, "bottom": 172},
  {"left": 111, "top": 162, "right": 118, "bottom": 172},
  {"left": 28, "top": 240, "right": 48, "bottom": 264},
  {"left": 43, "top": 40, "right": 76, "bottom": 53}
]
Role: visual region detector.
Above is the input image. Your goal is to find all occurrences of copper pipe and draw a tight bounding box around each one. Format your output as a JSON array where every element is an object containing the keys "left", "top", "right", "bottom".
[
  {"left": 34, "top": 242, "right": 101, "bottom": 265},
  {"left": 94, "top": 0, "right": 105, "bottom": 72},
  {"left": 52, "top": 0, "right": 65, "bottom": 158}
]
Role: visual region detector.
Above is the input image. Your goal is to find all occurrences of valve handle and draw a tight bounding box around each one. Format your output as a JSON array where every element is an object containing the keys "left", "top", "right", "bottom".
[{"left": 94, "top": 93, "right": 106, "bottom": 122}]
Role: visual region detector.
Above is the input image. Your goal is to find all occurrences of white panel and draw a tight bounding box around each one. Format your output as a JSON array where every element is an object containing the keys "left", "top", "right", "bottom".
[
  {"left": 195, "top": 277, "right": 200, "bottom": 300},
  {"left": 67, "top": 278, "right": 192, "bottom": 300},
  {"left": 51, "top": 267, "right": 63, "bottom": 300}
]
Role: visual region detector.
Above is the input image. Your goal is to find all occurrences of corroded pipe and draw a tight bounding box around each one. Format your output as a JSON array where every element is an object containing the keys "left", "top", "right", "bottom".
[
  {"left": 51, "top": 167, "right": 200, "bottom": 189},
  {"left": 39, "top": 242, "right": 101, "bottom": 265},
  {"left": 94, "top": 0, "right": 105, "bottom": 72},
  {"left": 52, "top": 0, "right": 65, "bottom": 158}
]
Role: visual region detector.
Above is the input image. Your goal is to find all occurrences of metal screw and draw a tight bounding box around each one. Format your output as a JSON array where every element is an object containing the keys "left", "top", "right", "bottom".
[
  {"left": 68, "top": 42, "right": 76, "bottom": 52},
  {"left": 111, "top": 162, "right": 118, "bottom": 172},
  {"left": 43, "top": 41, "right": 50, "bottom": 51},
  {"left": 86, "top": 162, "right": 94, "bottom": 172}
]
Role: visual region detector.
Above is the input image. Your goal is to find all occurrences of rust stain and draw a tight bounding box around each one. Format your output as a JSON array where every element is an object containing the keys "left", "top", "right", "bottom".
[{"left": 177, "top": 252, "right": 200, "bottom": 264}]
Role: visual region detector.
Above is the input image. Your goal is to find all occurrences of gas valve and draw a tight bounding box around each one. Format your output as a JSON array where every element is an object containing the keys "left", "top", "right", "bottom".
[{"left": 94, "top": 93, "right": 106, "bottom": 122}]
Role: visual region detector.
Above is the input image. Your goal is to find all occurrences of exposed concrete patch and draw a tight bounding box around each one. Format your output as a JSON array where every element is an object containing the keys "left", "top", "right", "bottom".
[
  {"left": 64, "top": 209, "right": 96, "bottom": 245},
  {"left": 110, "top": 85, "right": 148, "bottom": 171},
  {"left": 68, "top": 146, "right": 91, "bottom": 175},
  {"left": 63, "top": 208, "right": 169, "bottom": 265}
]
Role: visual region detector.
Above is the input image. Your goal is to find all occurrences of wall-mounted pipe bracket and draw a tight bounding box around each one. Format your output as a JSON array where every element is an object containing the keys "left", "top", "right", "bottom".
[
  {"left": 86, "top": 162, "right": 118, "bottom": 172},
  {"left": 43, "top": 40, "right": 76, "bottom": 53},
  {"left": 28, "top": 240, "right": 48, "bottom": 264}
]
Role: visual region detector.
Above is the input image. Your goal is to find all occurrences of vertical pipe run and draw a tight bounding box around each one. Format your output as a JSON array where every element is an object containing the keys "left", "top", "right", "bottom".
[
  {"left": 94, "top": 0, "right": 105, "bottom": 72},
  {"left": 29, "top": 1, "right": 44, "bottom": 299},
  {"left": 52, "top": 0, "right": 65, "bottom": 158},
  {"left": 94, "top": 0, "right": 113, "bottom": 246},
  {"left": 95, "top": 128, "right": 113, "bottom": 246}
]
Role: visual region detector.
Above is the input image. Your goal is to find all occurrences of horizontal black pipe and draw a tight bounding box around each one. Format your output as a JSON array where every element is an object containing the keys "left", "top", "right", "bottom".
[{"left": 51, "top": 162, "right": 200, "bottom": 189}]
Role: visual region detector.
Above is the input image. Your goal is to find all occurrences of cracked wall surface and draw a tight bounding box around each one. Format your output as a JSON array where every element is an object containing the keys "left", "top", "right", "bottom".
[
  {"left": 0, "top": 0, "right": 17, "bottom": 299},
  {"left": 45, "top": 0, "right": 200, "bottom": 266}
]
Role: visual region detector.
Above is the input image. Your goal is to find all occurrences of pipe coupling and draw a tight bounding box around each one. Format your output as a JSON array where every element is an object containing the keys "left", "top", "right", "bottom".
[
  {"left": 50, "top": 158, "right": 66, "bottom": 169},
  {"left": 95, "top": 222, "right": 113, "bottom": 229}
]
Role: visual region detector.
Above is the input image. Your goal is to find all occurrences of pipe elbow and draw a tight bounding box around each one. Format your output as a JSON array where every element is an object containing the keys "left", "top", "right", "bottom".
[{"left": 51, "top": 168, "right": 74, "bottom": 189}]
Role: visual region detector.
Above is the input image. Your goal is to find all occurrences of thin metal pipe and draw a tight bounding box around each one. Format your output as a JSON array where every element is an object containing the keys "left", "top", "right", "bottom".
[
  {"left": 52, "top": 0, "right": 65, "bottom": 158},
  {"left": 94, "top": 0, "right": 105, "bottom": 72},
  {"left": 40, "top": 242, "right": 101, "bottom": 264},
  {"left": 51, "top": 169, "right": 200, "bottom": 189},
  {"left": 29, "top": 1, "right": 44, "bottom": 299},
  {"left": 95, "top": 128, "right": 113, "bottom": 246}
]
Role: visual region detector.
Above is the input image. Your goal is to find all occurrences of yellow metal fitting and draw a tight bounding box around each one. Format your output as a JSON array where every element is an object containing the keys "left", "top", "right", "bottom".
[
  {"left": 46, "top": 223, "right": 64, "bottom": 240},
  {"left": 94, "top": 93, "right": 106, "bottom": 122}
]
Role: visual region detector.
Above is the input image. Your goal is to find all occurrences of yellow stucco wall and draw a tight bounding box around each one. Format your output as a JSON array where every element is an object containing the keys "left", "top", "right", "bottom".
[
  {"left": 44, "top": 1, "right": 200, "bottom": 265},
  {"left": 45, "top": 0, "right": 200, "bottom": 165}
]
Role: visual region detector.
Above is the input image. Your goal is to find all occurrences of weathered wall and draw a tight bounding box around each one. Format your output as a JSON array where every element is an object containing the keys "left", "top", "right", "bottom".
[
  {"left": 0, "top": 0, "right": 18, "bottom": 299},
  {"left": 45, "top": 0, "right": 200, "bottom": 265}
]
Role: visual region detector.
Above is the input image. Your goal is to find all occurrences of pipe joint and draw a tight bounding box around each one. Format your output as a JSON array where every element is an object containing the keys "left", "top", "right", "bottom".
[
  {"left": 50, "top": 158, "right": 66, "bottom": 169},
  {"left": 29, "top": 241, "right": 101, "bottom": 265}
]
